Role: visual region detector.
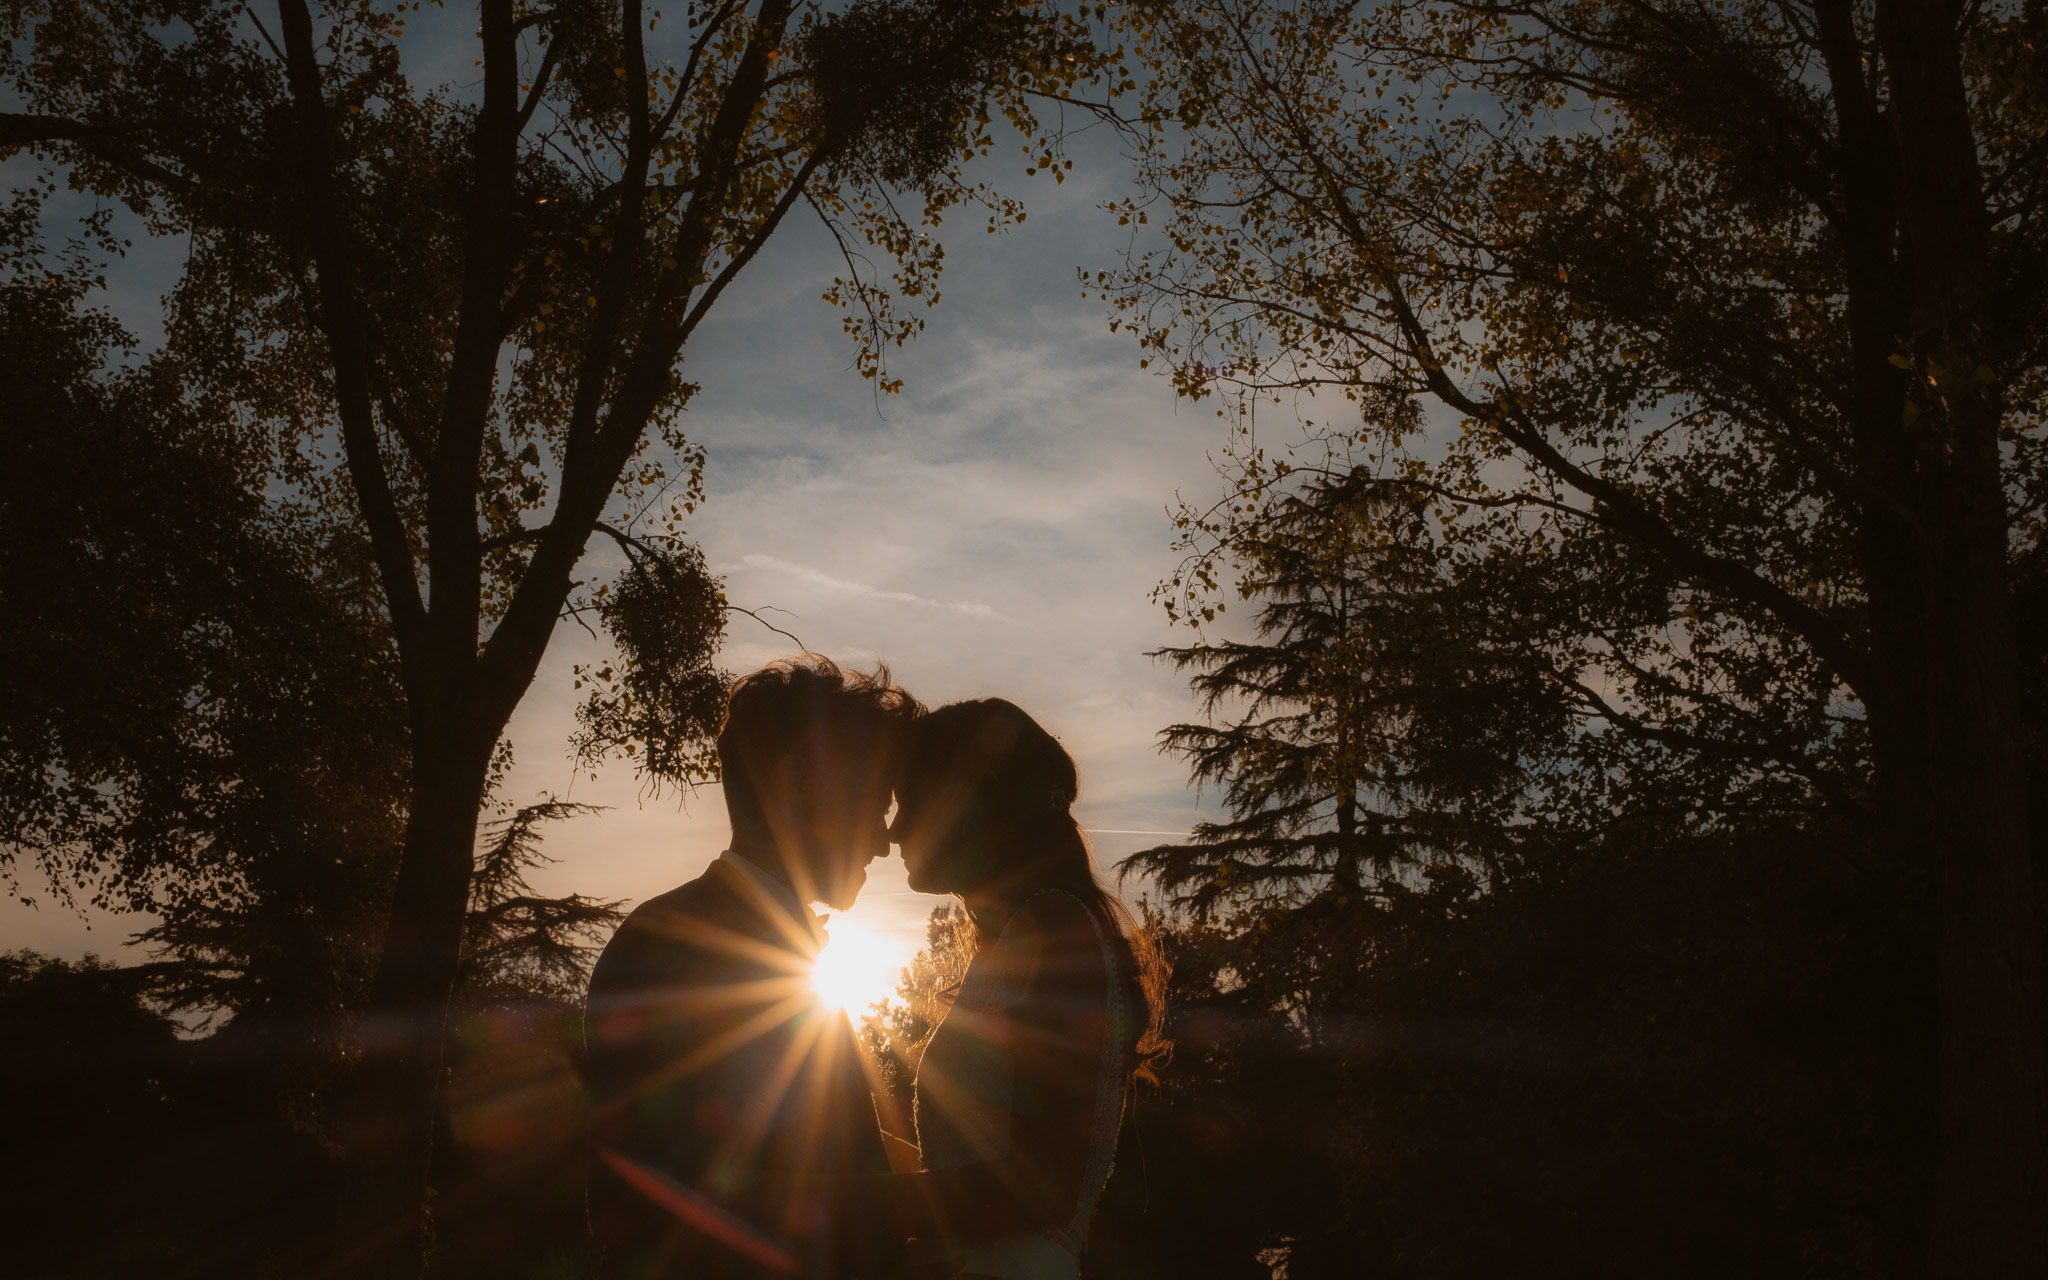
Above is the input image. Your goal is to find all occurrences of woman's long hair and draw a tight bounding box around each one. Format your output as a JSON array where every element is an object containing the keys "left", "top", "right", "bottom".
[{"left": 901, "top": 698, "right": 1170, "bottom": 1081}]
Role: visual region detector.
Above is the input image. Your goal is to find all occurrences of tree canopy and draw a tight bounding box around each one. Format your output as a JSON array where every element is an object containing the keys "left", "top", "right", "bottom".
[{"left": 1105, "top": 0, "right": 2047, "bottom": 1268}]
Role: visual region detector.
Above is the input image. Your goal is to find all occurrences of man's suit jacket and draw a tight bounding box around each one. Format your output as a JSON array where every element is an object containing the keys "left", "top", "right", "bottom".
[{"left": 583, "top": 852, "right": 894, "bottom": 1279}]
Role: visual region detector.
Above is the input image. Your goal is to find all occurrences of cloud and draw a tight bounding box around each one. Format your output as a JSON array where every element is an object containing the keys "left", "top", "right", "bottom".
[{"left": 739, "top": 553, "right": 1001, "bottom": 619}]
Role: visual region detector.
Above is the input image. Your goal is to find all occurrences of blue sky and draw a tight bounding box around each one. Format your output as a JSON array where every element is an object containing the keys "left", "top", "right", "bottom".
[{"left": 1, "top": 64, "right": 1237, "bottom": 990}]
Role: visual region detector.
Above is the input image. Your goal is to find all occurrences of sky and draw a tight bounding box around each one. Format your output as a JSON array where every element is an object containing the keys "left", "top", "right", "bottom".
[{"left": 0, "top": 39, "right": 1241, "bottom": 1010}]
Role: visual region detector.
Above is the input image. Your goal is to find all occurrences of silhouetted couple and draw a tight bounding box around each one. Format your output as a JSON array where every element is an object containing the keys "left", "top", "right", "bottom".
[{"left": 583, "top": 656, "right": 1163, "bottom": 1280}]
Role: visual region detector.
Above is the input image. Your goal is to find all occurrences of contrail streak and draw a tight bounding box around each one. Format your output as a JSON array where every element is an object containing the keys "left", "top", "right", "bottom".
[
  {"left": 740, "top": 554, "right": 998, "bottom": 618},
  {"left": 1083, "top": 829, "right": 1194, "bottom": 837}
]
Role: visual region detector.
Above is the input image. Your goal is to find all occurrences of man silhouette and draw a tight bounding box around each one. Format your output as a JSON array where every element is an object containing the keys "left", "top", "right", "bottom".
[{"left": 583, "top": 656, "right": 919, "bottom": 1279}]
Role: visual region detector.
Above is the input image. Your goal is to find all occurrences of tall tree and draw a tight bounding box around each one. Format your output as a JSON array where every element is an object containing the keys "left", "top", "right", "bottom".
[
  {"left": 0, "top": 200, "right": 411, "bottom": 1108},
  {"left": 1, "top": 0, "right": 1106, "bottom": 1223},
  {"left": 1132, "top": 438, "right": 1956, "bottom": 1274},
  {"left": 1105, "top": 0, "right": 2048, "bottom": 1267},
  {"left": 0, "top": 174, "right": 673, "bottom": 1157}
]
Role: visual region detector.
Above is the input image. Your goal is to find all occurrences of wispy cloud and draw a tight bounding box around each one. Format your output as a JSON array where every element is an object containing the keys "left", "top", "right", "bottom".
[{"left": 740, "top": 553, "right": 1001, "bottom": 619}]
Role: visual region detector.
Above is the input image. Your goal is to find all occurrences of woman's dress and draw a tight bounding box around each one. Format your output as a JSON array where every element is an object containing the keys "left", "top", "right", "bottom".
[{"left": 910, "top": 890, "right": 1133, "bottom": 1280}]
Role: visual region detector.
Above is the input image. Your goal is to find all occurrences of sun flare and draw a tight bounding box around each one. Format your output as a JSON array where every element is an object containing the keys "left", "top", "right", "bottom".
[{"left": 810, "top": 915, "right": 901, "bottom": 1014}]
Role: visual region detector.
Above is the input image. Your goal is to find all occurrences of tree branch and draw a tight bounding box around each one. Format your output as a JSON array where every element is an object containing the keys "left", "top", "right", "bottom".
[
  {"left": 425, "top": 0, "right": 525, "bottom": 682},
  {"left": 477, "top": 0, "right": 801, "bottom": 724},
  {"left": 0, "top": 113, "right": 153, "bottom": 147},
  {"left": 513, "top": 33, "right": 564, "bottom": 136},
  {"left": 653, "top": 0, "right": 748, "bottom": 148},
  {"left": 276, "top": 0, "right": 430, "bottom": 678},
  {"left": 1339, "top": 163, "right": 1878, "bottom": 699},
  {"left": 1544, "top": 666, "right": 1867, "bottom": 820},
  {"left": 0, "top": 113, "right": 202, "bottom": 197},
  {"left": 726, "top": 604, "right": 807, "bottom": 651},
  {"left": 671, "top": 149, "right": 826, "bottom": 349}
]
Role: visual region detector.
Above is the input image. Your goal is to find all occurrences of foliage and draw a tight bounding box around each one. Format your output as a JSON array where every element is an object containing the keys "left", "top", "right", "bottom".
[
  {"left": 857, "top": 902, "right": 974, "bottom": 1125},
  {"left": 1099, "top": 0, "right": 1943, "bottom": 848},
  {"left": 0, "top": 948, "right": 181, "bottom": 1083},
  {"left": 797, "top": 0, "right": 1083, "bottom": 192},
  {"left": 1105, "top": 828, "right": 1931, "bottom": 1279},
  {"left": 0, "top": 951, "right": 188, "bottom": 1277},
  {"left": 429, "top": 799, "right": 624, "bottom": 1280},
  {"left": 1129, "top": 470, "right": 1578, "bottom": 917},
  {"left": 0, "top": 208, "right": 409, "bottom": 1070},
  {"left": 570, "top": 537, "right": 731, "bottom": 790},
  {"left": 0, "top": 194, "right": 629, "bottom": 1159},
  {"left": 0, "top": 950, "right": 347, "bottom": 1278},
  {"left": 1114, "top": 451, "right": 1947, "bottom": 1271},
  {"left": 1101, "top": 0, "right": 2047, "bottom": 1262},
  {"left": 460, "top": 796, "right": 625, "bottom": 1010},
  {"left": 1, "top": 1, "right": 1127, "bottom": 1203}
]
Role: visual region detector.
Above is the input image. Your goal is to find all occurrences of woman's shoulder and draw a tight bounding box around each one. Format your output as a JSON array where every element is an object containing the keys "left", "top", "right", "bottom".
[
  {"left": 1007, "top": 888, "right": 1103, "bottom": 942},
  {"left": 986, "top": 891, "right": 1111, "bottom": 985}
]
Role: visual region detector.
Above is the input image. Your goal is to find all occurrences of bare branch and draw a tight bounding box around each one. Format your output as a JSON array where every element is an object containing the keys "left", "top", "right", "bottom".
[{"left": 725, "top": 603, "right": 807, "bottom": 650}]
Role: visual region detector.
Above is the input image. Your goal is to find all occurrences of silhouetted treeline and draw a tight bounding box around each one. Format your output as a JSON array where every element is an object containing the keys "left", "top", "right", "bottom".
[
  {"left": 1085, "top": 830, "right": 1929, "bottom": 1278},
  {"left": 1071, "top": 460, "right": 2047, "bottom": 1275},
  {"left": 0, "top": 876, "right": 607, "bottom": 1279},
  {"left": 0, "top": 951, "right": 348, "bottom": 1275}
]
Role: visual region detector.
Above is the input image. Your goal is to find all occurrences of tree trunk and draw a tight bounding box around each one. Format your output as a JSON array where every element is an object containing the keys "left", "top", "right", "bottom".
[
  {"left": 1917, "top": 463, "right": 2045, "bottom": 1277},
  {"left": 1877, "top": 0, "right": 2047, "bottom": 1267},
  {"left": 1857, "top": 0, "right": 2048, "bottom": 1266},
  {"left": 339, "top": 697, "right": 502, "bottom": 1266}
]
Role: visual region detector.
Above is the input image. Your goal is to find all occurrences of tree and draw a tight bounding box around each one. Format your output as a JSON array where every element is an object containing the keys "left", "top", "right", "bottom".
[
  {"left": 421, "top": 797, "right": 627, "bottom": 1280},
  {"left": 459, "top": 796, "right": 625, "bottom": 1012},
  {"left": 569, "top": 536, "right": 732, "bottom": 790},
  {"left": 857, "top": 902, "right": 975, "bottom": 1133},
  {"left": 1105, "top": 0, "right": 2047, "bottom": 1267},
  {"left": 0, "top": 951, "right": 197, "bottom": 1276},
  {"left": 0, "top": 196, "right": 412, "bottom": 1123},
  {"left": 2, "top": 0, "right": 1109, "bottom": 1225},
  {"left": 1129, "top": 463, "right": 1573, "bottom": 921},
  {"left": 1127, "top": 448, "right": 1944, "bottom": 1273}
]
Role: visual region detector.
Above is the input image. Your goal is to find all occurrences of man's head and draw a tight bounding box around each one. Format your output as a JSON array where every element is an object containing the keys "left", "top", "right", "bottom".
[{"left": 717, "top": 654, "right": 922, "bottom": 910}]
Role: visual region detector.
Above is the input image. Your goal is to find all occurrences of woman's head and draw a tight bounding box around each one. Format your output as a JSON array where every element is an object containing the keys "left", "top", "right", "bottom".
[
  {"left": 891, "top": 698, "right": 1082, "bottom": 900},
  {"left": 893, "top": 698, "right": 1172, "bottom": 1080}
]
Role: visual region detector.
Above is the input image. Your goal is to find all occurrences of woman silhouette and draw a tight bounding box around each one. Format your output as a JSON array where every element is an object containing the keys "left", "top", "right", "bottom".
[{"left": 874, "top": 699, "right": 1167, "bottom": 1280}]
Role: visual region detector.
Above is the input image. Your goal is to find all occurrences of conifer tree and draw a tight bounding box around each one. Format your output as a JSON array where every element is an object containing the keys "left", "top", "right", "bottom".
[{"left": 1130, "top": 457, "right": 1568, "bottom": 919}]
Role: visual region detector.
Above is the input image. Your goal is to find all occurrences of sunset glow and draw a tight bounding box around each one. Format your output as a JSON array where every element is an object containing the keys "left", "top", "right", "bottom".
[{"left": 810, "top": 915, "right": 900, "bottom": 1014}]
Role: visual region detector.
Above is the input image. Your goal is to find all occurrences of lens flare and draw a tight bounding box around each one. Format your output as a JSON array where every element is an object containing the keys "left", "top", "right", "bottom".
[{"left": 809, "top": 916, "right": 898, "bottom": 1013}]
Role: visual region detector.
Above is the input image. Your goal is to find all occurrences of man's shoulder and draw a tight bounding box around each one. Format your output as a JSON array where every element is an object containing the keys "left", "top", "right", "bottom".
[
  {"left": 590, "top": 867, "right": 746, "bottom": 987},
  {"left": 628, "top": 868, "right": 740, "bottom": 925}
]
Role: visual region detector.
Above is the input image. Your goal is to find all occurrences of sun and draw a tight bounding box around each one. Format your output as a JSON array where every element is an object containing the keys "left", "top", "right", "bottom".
[{"left": 810, "top": 915, "right": 901, "bottom": 1014}]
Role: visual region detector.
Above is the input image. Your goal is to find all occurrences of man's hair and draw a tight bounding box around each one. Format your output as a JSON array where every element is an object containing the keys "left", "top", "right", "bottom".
[{"left": 716, "top": 654, "right": 923, "bottom": 830}]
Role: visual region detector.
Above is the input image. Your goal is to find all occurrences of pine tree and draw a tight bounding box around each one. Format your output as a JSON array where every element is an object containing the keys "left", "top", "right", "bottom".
[
  {"left": 1129, "top": 462, "right": 1565, "bottom": 920},
  {"left": 458, "top": 798, "right": 625, "bottom": 1013}
]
